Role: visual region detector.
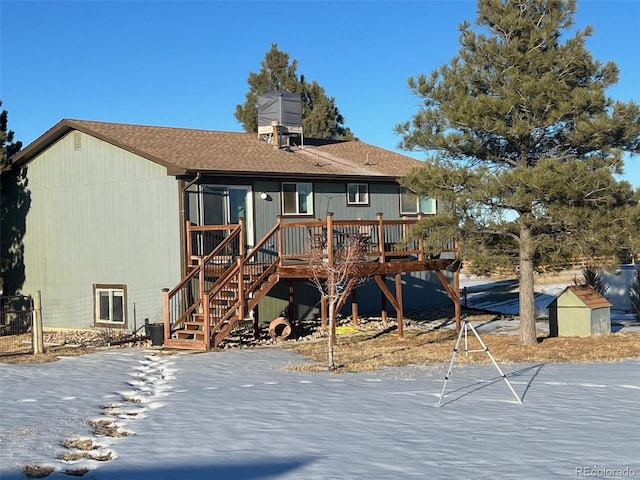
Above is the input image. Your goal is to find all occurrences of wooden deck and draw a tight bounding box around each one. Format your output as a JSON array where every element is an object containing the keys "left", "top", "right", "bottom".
[{"left": 163, "top": 213, "right": 461, "bottom": 350}]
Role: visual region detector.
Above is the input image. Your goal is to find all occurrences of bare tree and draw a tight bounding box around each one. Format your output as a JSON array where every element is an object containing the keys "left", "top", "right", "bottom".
[{"left": 308, "top": 230, "right": 370, "bottom": 370}]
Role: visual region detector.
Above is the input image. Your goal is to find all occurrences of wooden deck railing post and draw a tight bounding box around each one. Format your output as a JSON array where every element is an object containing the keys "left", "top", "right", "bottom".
[
  {"left": 277, "top": 216, "right": 284, "bottom": 265},
  {"left": 376, "top": 212, "right": 385, "bottom": 263},
  {"left": 402, "top": 215, "right": 408, "bottom": 244},
  {"left": 198, "top": 256, "right": 205, "bottom": 295},
  {"left": 326, "top": 212, "right": 334, "bottom": 265},
  {"left": 237, "top": 256, "right": 245, "bottom": 321},
  {"left": 162, "top": 288, "right": 170, "bottom": 341},
  {"left": 201, "top": 290, "right": 210, "bottom": 350},
  {"left": 238, "top": 217, "right": 246, "bottom": 256}
]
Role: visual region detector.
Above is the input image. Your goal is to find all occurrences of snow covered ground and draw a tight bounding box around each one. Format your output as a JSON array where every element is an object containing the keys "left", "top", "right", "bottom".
[
  {"left": 1, "top": 266, "right": 638, "bottom": 480},
  {"left": 1, "top": 348, "right": 639, "bottom": 480}
]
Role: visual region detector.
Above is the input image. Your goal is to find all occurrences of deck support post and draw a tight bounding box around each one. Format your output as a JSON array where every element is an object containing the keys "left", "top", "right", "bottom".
[
  {"left": 376, "top": 212, "right": 385, "bottom": 263},
  {"left": 380, "top": 275, "right": 387, "bottom": 324},
  {"left": 351, "top": 287, "right": 359, "bottom": 326},
  {"left": 395, "top": 273, "right": 404, "bottom": 338},
  {"left": 288, "top": 280, "right": 295, "bottom": 326}
]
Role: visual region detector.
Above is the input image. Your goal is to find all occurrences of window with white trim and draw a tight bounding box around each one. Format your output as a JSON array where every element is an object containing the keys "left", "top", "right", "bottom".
[
  {"left": 399, "top": 187, "right": 437, "bottom": 215},
  {"left": 347, "top": 183, "right": 369, "bottom": 205},
  {"left": 94, "top": 284, "right": 126, "bottom": 327},
  {"left": 282, "top": 182, "right": 313, "bottom": 215}
]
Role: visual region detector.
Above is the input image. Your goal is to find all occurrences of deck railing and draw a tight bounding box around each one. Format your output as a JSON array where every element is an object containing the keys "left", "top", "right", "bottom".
[{"left": 164, "top": 213, "right": 456, "bottom": 347}]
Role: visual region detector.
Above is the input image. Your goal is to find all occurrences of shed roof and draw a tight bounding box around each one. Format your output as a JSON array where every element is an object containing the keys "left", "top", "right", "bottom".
[
  {"left": 550, "top": 285, "right": 613, "bottom": 309},
  {"left": 10, "top": 119, "right": 424, "bottom": 179}
]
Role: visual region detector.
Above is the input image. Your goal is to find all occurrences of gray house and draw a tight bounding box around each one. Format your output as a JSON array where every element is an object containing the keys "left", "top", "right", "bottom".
[{"left": 4, "top": 118, "right": 459, "bottom": 347}]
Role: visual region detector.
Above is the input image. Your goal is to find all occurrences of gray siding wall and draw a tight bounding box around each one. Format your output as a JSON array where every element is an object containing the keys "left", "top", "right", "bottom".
[
  {"left": 251, "top": 178, "right": 451, "bottom": 323},
  {"left": 21, "top": 132, "right": 182, "bottom": 329}
]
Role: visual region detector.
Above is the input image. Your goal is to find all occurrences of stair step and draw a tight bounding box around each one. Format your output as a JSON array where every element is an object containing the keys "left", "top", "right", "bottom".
[
  {"left": 164, "top": 338, "right": 207, "bottom": 351},
  {"left": 175, "top": 331, "right": 206, "bottom": 341},
  {"left": 183, "top": 322, "right": 204, "bottom": 331}
]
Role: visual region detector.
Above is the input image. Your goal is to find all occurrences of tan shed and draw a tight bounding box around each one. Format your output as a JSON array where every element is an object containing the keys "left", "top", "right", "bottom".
[{"left": 548, "top": 285, "right": 612, "bottom": 337}]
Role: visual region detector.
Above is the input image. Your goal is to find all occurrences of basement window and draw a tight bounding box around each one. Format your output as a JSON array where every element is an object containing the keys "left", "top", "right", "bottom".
[
  {"left": 347, "top": 183, "right": 369, "bottom": 205},
  {"left": 282, "top": 182, "right": 313, "bottom": 215},
  {"left": 399, "top": 187, "right": 436, "bottom": 215},
  {"left": 94, "top": 284, "right": 127, "bottom": 328}
]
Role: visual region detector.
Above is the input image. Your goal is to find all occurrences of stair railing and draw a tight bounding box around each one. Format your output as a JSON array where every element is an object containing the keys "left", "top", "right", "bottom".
[{"left": 163, "top": 223, "right": 243, "bottom": 340}]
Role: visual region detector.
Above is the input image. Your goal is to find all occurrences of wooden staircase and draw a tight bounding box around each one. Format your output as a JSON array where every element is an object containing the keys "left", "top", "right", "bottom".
[{"left": 163, "top": 221, "right": 281, "bottom": 351}]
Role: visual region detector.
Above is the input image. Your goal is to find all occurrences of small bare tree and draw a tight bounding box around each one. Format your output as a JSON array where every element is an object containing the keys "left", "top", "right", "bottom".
[{"left": 308, "top": 232, "right": 370, "bottom": 370}]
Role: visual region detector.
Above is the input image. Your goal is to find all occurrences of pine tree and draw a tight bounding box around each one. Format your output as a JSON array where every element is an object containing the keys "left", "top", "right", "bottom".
[
  {"left": 235, "top": 44, "right": 355, "bottom": 140},
  {"left": 1, "top": 101, "right": 22, "bottom": 172},
  {"left": 396, "top": 0, "right": 640, "bottom": 345},
  {"left": 1, "top": 101, "right": 26, "bottom": 295}
]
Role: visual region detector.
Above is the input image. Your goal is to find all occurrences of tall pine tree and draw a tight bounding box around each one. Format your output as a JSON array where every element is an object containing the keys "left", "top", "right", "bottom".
[
  {"left": 396, "top": 0, "right": 640, "bottom": 345},
  {"left": 235, "top": 44, "right": 355, "bottom": 140},
  {"left": 1, "top": 101, "right": 22, "bottom": 172}
]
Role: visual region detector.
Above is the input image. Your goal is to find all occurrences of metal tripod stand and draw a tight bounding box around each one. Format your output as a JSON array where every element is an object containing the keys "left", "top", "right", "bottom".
[{"left": 436, "top": 320, "right": 523, "bottom": 407}]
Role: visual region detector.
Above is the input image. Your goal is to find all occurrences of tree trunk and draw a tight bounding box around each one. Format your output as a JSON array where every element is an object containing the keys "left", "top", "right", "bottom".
[
  {"left": 519, "top": 221, "right": 537, "bottom": 345},
  {"left": 327, "top": 293, "right": 336, "bottom": 370}
]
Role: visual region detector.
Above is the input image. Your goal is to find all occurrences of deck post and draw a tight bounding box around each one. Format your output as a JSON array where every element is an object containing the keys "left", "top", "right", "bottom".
[
  {"left": 238, "top": 217, "right": 246, "bottom": 256},
  {"left": 162, "top": 288, "right": 170, "bottom": 342},
  {"left": 237, "top": 256, "right": 245, "bottom": 321},
  {"left": 402, "top": 215, "right": 408, "bottom": 244},
  {"left": 288, "top": 280, "right": 295, "bottom": 325},
  {"left": 379, "top": 275, "right": 387, "bottom": 323},
  {"left": 351, "top": 287, "right": 359, "bottom": 326},
  {"left": 277, "top": 216, "right": 284, "bottom": 265},
  {"left": 198, "top": 256, "right": 205, "bottom": 295},
  {"left": 376, "top": 212, "right": 385, "bottom": 263},
  {"left": 202, "top": 289, "right": 210, "bottom": 350},
  {"left": 395, "top": 273, "right": 404, "bottom": 338}
]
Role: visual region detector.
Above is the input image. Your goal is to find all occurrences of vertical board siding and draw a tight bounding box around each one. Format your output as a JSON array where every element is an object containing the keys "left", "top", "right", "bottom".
[{"left": 21, "top": 131, "right": 182, "bottom": 329}]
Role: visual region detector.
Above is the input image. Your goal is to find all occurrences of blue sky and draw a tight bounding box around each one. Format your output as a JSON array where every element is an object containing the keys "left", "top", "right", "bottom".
[{"left": 1, "top": 0, "right": 638, "bottom": 187}]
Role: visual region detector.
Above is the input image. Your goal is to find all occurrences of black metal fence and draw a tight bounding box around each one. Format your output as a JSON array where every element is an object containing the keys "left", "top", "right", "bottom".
[{"left": 0, "top": 295, "right": 34, "bottom": 356}]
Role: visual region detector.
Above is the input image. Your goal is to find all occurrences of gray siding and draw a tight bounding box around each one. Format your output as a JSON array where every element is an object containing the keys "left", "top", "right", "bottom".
[
  {"left": 21, "top": 132, "right": 182, "bottom": 329},
  {"left": 251, "top": 178, "right": 450, "bottom": 322}
]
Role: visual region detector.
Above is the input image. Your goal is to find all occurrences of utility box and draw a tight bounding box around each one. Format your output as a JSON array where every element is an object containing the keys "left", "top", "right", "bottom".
[
  {"left": 548, "top": 285, "right": 611, "bottom": 337},
  {"left": 257, "top": 90, "right": 303, "bottom": 137}
]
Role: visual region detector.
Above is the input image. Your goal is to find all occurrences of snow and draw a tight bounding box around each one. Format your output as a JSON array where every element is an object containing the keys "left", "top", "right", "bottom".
[
  {"left": 1, "top": 268, "right": 639, "bottom": 479},
  {"left": 1, "top": 348, "right": 639, "bottom": 479}
]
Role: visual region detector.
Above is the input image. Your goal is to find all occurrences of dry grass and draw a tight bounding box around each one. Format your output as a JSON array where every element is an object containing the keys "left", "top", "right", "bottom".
[{"left": 283, "top": 322, "right": 640, "bottom": 373}]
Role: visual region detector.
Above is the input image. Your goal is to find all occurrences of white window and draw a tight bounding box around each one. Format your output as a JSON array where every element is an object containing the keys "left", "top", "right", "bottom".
[
  {"left": 400, "top": 187, "right": 436, "bottom": 215},
  {"left": 282, "top": 182, "right": 313, "bottom": 215},
  {"left": 94, "top": 285, "right": 126, "bottom": 326},
  {"left": 347, "top": 183, "right": 369, "bottom": 205}
]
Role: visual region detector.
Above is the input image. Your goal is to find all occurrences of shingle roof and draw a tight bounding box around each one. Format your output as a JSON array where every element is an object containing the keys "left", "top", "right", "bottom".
[
  {"left": 11, "top": 119, "right": 424, "bottom": 179},
  {"left": 561, "top": 285, "right": 613, "bottom": 309}
]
